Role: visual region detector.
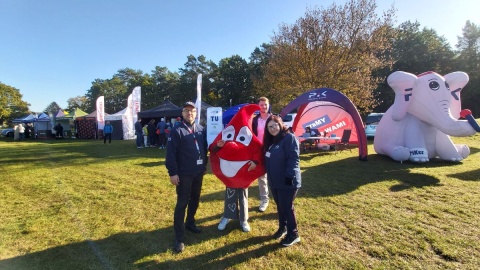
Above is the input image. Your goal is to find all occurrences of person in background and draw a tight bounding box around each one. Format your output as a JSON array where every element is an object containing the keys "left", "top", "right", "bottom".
[
  {"left": 165, "top": 101, "right": 208, "bottom": 253},
  {"left": 263, "top": 115, "right": 302, "bottom": 247},
  {"left": 55, "top": 123, "right": 63, "bottom": 140},
  {"left": 157, "top": 117, "right": 167, "bottom": 149},
  {"left": 143, "top": 124, "right": 149, "bottom": 147},
  {"left": 103, "top": 121, "right": 113, "bottom": 144},
  {"left": 303, "top": 126, "right": 318, "bottom": 150},
  {"left": 134, "top": 118, "right": 143, "bottom": 148},
  {"left": 148, "top": 119, "right": 157, "bottom": 147},
  {"left": 25, "top": 123, "right": 31, "bottom": 139},
  {"left": 18, "top": 123, "right": 25, "bottom": 141},
  {"left": 252, "top": 96, "right": 271, "bottom": 212},
  {"left": 13, "top": 124, "right": 20, "bottom": 141},
  {"left": 174, "top": 117, "right": 182, "bottom": 128}
]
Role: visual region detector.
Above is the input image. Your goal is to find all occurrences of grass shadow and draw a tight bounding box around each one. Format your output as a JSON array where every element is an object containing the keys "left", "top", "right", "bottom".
[
  {"left": 0, "top": 223, "right": 280, "bottom": 270},
  {"left": 299, "top": 153, "right": 475, "bottom": 198}
]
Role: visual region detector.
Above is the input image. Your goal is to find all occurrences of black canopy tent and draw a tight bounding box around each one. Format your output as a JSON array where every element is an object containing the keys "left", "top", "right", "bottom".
[{"left": 137, "top": 100, "right": 183, "bottom": 119}]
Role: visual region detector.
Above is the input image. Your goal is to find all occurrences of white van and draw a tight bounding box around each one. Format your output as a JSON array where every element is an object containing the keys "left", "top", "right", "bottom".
[{"left": 282, "top": 113, "right": 297, "bottom": 129}]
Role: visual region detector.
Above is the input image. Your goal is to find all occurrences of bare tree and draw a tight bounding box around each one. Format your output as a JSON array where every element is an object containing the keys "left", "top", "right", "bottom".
[{"left": 257, "top": 0, "right": 396, "bottom": 113}]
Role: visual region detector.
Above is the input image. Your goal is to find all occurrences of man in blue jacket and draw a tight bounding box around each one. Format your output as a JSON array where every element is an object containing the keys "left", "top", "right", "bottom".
[
  {"left": 165, "top": 101, "right": 208, "bottom": 253},
  {"left": 103, "top": 121, "right": 113, "bottom": 144}
]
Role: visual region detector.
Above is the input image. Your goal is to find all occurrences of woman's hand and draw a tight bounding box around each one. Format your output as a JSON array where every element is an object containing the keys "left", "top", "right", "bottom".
[{"left": 247, "top": 161, "right": 257, "bottom": 171}]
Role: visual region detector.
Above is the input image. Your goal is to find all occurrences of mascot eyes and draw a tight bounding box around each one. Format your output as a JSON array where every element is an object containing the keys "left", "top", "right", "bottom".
[
  {"left": 221, "top": 126, "right": 253, "bottom": 146},
  {"left": 222, "top": 126, "right": 235, "bottom": 141},
  {"left": 429, "top": 81, "right": 440, "bottom": 91},
  {"left": 236, "top": 127, "right": 253, "bottom": 146}
]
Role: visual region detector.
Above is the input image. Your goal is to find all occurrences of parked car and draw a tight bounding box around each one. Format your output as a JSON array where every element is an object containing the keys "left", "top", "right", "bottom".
[
  {"left": 364, "top": 113, "right": 385, "bottom": 138},
  {"left": 282, "top": 113, "right": 297, "bottom": 129},
  {"left": 1, "top": 127, "right": 15, "bottom": 137}
]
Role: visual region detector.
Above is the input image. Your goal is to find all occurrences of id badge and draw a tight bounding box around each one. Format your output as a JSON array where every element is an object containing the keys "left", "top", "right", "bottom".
[
  {"left": 197, "top": 159, "right": 203, "bottom": 165},
  {"left": 265, "top": 152, "right": 271, "bottom": 158}
]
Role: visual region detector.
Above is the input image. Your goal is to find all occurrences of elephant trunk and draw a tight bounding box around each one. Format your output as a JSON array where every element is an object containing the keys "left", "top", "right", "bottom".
[
  {"left": 460, "top": 109, "right": 480, "bottom": 132},
  {"left": 435, "top": 118, "right": 478, "bottom": 137}
]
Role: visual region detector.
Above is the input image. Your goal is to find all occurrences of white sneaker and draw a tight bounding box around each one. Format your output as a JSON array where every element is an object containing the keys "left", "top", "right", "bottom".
[
  {"left": 259, "top": 200, "right": 269, "bottom": 212},
  {"left": 241, "top": 221, "right": 251, "bottom": 232},
  {"left": 218, "top": 217, "right": 230, "bottom": 230}
]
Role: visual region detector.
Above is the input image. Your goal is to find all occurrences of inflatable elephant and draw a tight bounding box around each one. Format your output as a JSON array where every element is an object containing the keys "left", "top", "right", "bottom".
[{"left": 374, "top": 71, "right": 479, "bottom": 163}]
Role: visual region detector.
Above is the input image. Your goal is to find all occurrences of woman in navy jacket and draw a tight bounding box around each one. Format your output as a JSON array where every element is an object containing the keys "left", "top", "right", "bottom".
[{"left": 263, "top": 115, "right": 301, "bottom": 246}]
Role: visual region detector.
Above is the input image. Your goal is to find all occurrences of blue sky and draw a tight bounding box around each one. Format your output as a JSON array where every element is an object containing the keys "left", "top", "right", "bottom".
[{"left": 1, "top": 0, "right": 479, "bottom": 112}]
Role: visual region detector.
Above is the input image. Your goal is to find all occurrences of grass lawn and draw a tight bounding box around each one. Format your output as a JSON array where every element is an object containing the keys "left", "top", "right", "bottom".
[{"left": 0, "top": 134, "right": 479, "bottom": 269}]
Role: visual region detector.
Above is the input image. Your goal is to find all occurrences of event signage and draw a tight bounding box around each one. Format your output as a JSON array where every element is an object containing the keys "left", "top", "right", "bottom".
[{"left": 206, "top": 107, "right": 222, "bottom": 146}]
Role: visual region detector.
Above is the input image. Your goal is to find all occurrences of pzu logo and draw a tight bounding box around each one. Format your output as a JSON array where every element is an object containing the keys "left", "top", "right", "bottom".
[{"left": 308, "top": 91, "right": 327, "bottom": 99}]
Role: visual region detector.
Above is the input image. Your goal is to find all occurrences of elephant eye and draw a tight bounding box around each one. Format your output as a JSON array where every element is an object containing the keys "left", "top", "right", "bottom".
[
  {"left": 429, "top": 81, "right": 440, "bottom": 91},
  {"left": 445, "top": 82, "right": 450, "bottom": 90}
]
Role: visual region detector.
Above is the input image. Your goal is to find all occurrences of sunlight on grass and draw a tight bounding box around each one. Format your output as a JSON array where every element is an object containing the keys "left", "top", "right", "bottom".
[{"left": 1, "top": 135, "right": 479, "bottom": 269}]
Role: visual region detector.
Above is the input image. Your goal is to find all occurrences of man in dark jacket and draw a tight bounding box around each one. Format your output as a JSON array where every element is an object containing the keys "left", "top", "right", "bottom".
[
  {"left": 134, "top": 118, "right": 143, "bottom": 148},
  {"left": 165, "top": 101, "right": 208, "bottom": 253}
]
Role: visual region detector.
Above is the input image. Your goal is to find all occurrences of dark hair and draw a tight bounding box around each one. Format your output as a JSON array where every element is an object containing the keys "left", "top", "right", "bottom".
[{"left": 262, "top": 115, "right": 289, "bottom": 153}]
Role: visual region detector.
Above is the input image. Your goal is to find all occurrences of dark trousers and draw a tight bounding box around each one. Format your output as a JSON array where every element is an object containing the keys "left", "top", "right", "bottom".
[
  {"left": 271, "top": 188, "right": 299, "bottom": 236},
  {"left": 104, "top": 133, "right": 112, "bottom": 144},
  {"left": 174, "top": 173, "right": 203, "bottom": 242},
  {"left": 135, "top": 132, "right": 143, "bottom": 147},
  {"left": 159, "top": 133, "right": 166, "bottom": 147},
  {"left": 149, "top": 133, "right": 156, "bottom": 146}
]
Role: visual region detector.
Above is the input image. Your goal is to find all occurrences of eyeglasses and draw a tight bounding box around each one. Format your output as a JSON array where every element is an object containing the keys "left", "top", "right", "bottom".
[
  {"left": 268, "top": 124, "right": 279, "bottom": 130},
  {"left": 183, "top": 109, "right": 197, "bottom": 113}
]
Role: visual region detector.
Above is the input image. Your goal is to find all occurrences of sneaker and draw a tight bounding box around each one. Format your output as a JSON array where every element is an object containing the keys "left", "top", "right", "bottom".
[
  {"left": 258, "top": 200, "right": 269, "bottom": 212},
  {"left": 272, "top": 227, "right": 287, "bottom": 240},
  {"left": 174, "top": 240, "right": 184, "bottom": 253},
  {"left": 240, "top": 221, "right": 250, "bottom": 232},
  {"left": 218, "top": 217, "right": 230, "bottom": 230},
  {"left": 280, "top": 234, "right": 300, "bottom": 247}
]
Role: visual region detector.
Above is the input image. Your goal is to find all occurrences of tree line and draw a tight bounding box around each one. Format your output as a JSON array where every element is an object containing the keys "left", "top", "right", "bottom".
[{"left": 2, "top": 0, "right": 479, "bottom": 125}]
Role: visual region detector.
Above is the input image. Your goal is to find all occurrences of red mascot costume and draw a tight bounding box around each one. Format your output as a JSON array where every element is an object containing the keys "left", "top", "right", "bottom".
[{"left": 209, "top": 104, "right": 266, "bottom": 188}]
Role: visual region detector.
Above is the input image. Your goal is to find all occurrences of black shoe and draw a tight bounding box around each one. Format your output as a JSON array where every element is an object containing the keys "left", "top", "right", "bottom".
[
  {"left": 280, "top": 233, "right": 300, "bottom": 247},
  {"left": 185, "top": 224, "right": 202, "bottom": 233},
  {"left": 174, "top": 240, "right": 184, "bottom": 253},
  {"left": 272, "top": 227, "right": 287, "bottom": 240}
]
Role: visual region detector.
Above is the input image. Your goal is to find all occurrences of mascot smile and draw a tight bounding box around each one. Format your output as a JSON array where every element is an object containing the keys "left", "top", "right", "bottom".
[{"left": 209, "top": 104, "right": 266, "bottom": 188}]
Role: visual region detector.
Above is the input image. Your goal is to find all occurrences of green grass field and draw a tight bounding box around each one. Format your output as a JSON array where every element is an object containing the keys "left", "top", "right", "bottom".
[{"left": 0, "top": 135, "right": 479, "bottom": 269}]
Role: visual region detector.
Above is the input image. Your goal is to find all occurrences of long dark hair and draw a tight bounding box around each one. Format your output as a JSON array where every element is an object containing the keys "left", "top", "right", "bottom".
[{"left": 262, "top": 115, "right": 289, "bottom": 153}]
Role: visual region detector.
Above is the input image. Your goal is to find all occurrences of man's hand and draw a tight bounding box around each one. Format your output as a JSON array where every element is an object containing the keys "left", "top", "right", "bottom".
[{"left": 170, "top": 175, "right": 180, "bottom": 185}]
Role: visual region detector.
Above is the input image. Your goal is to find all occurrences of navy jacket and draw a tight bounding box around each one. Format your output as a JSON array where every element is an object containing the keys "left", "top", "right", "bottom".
[
  {"left": 134, "top": 121, "right": 143, "bottom": 133},
  {"left": 165, "top": 122, "right": 208, "bottom": 176},
  {"left": 265, "top": 133, "right": 301, "bottom": 189}
]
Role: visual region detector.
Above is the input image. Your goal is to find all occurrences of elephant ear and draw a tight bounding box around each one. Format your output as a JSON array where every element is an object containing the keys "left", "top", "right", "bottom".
[
  {"left": 387, "top": 71, "right": 417, "bottom": 121},
  {"left": 444, "top": 72, "right": 469, "bottom": 119}
]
